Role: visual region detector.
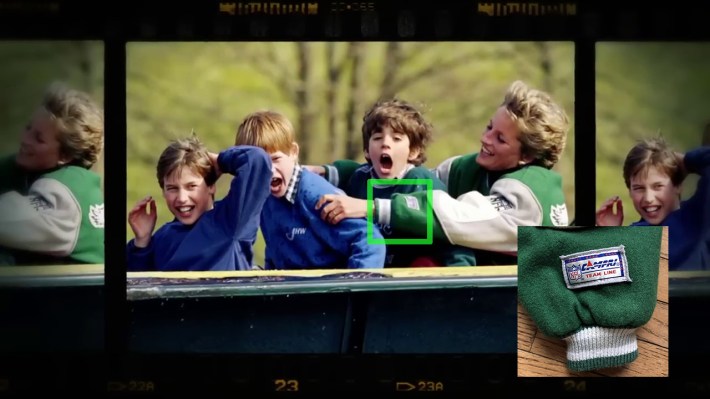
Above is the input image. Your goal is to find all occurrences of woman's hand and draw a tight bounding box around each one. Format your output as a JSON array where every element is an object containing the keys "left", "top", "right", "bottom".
[
  {"left": 128, "top": 195, "right": 157, "bottom": 247},
  {"left": 315, "top": 194, "right": 368, "bottom": 224},
  {"left": 596, "top": 196, "right": 624, "bottom": 226}
]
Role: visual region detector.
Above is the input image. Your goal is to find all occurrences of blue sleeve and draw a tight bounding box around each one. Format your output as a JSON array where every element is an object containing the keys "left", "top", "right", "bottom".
[
  {"left": 684, "top": 146, "right": 710, "bottom": 175},
  {"left": 682, "top": 146, "right": 710, "bottom": 220},
  {"left": 303, "top": 191, "right": 386, "bottom": 269},
  {"left": 126, "top": 239, "right": 155, "bottom": 271},
  {"left": 215, "top": 145, "right": 273, "bottom": 240}
]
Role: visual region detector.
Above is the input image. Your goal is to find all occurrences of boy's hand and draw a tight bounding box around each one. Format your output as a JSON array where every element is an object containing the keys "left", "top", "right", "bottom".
[
  {"left": 128, "top": 195, "right": 158, "bottom": 247},
  {"left": 596, "top": 196, "right": 624, "bottom": 226},
  {"left": 303, "top": 165, "right": 326, "bottom": 176},
  {"left": 208, "top": 152, "right": 222, "bottom": 178},
  {"left": 316, "top": 194, "right": 368, "bottom": 224}
]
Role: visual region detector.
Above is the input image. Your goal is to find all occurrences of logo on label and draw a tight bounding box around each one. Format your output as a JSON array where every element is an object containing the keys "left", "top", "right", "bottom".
[
  {"left": 89, "top": 203, "right": 104, "bottom": 228},
  {"left": 286, "top": 227, "right": 306, "bottom": 241},
  {"left": 560, "top": 245, "right": 631, "bottom": 289}
]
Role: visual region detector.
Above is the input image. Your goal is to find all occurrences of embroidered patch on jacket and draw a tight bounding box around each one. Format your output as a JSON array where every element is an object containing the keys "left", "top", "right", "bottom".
[
  {"left": 550, "top": 203, "right": 569, "bottom": 226},
  {"left": 404, "top": 195, "right": 420, "bottom": 210},
  {"left": 488, "top": 195, "right": 513, "bottom": 212},
  {"left": 89, "top": 204, "right": 105, "bottom": 228},
  {"left": 286, "top": 227, "right": 307, "bottom": 241},
  {"left": 560, "top": 245, "right": 631, "bottom": 289},
  {"left": 29, "top": 195, "right": 51, "bottom": 211}
]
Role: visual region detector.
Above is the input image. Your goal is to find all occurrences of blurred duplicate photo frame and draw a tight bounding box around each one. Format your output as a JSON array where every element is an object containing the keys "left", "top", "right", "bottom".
[
  {"left": 0, "top": 40, "right": 106, "bottom": 352},
  {"left": 517, "top": 225, "right": 669, "bottom": 377},
  {"left": 125, "top": 41, "right": 576, "bottom": 354},
  {"left": 594, "top": 43, "right": 710, "bottom": 360}
]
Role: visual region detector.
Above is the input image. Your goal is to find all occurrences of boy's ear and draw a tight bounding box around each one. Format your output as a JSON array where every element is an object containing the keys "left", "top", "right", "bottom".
[
  {"left": 290, "top": 142, "right": 300, "bottom": 158},
  {"left": 364, "top": 149, "right": 371, "bottom": 161},
  {"left": 408, "top": 147, "right": 421, "bottom": 162},
  {"left": 208, "top": 184, "right": 217, "bottom": 196}
]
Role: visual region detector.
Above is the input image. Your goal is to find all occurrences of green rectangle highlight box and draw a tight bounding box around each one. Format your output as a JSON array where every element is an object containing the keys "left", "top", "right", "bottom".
[{"left": 367, "top": 178, "right": 433, "bottom": 245}]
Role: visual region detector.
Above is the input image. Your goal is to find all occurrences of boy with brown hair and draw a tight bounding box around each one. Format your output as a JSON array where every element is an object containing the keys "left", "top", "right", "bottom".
[
  {"left": 309, "top": 99, "right": 477, "bottom": 267},
  {"left": 235, "top": 110, "right": 385, "bottom": 270},
  {"left": 596, "top": 137, "right": 709, "bottom": 270},
  {"left": 126, "top": 135, "right": 272, "bottom": 271}
]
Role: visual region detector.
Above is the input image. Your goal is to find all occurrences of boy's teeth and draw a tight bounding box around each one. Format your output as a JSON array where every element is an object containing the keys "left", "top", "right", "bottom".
[{"left": 179, "top": 206, "right": 191, "bottom": 212}]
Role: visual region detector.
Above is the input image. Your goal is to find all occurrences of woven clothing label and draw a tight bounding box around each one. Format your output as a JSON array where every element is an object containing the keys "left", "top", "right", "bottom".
[
  {"left": 404, "top": 195, "right": 420, "bottom": 210},
  {"left": 560, "top": 245, "right": 632, "bottom": 290}
]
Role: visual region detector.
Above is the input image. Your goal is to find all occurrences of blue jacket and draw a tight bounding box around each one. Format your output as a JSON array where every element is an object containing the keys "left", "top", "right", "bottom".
[
  {"left": 126, "top": 145, "right": 272, "bottom": 271},
  {"left": 261, "top": 169, "right": 386, "bottom": 269},
  {"left": 632, "top": 146, "right": 710, "bottom": 270}
]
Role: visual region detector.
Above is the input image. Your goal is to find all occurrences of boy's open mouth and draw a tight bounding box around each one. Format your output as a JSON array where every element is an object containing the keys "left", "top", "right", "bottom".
[
  {"left": 379, "top": 153, "right": 393, "bottom": 173},
  {"left": 271, "top": 177, "right": 282, "bottom": 188}
]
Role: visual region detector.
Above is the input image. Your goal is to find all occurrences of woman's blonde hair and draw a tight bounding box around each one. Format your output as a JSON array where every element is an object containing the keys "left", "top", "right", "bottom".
[
  {"left": 502, "top": 80, "right": 569, "bottom": 169},
  {"left": 43, "top": 82, "right": 104, "bottom": 169}
]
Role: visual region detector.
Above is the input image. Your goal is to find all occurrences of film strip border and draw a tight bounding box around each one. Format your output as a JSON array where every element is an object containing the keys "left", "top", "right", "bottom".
[
  {"left": 3, "top": 353, "right": 703, "bottom": 394},
  {"left": 0, "top": 1, "right": 709, "bottom": 40}
]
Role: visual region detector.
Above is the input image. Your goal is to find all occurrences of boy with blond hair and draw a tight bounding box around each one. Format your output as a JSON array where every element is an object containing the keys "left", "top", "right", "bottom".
[
  {"left": 235, "top": 110, "right": 385, "bottom": 270},
  {"left": 235, "top": 111, "right": 385, "bottom": 269}
]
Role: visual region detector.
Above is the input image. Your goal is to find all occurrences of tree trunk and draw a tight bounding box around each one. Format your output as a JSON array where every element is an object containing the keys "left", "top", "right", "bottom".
[
  {"left": 345, "top": 42, "right": 366, "bottom": 160},
  {"left": 296, "top": 42, "right": 316, "bottom": 163},
  {"left": 380, "top": 42, "right": 402, "bottom": 99},
  {"left": 74, "top": 41, "right": 95, "bottom": 95},
  {"left": 535, "top": 42, "right": 553, "bottom": 93},
  {"left": 325, "top": 42, "right": 341, "bottom": 160}
]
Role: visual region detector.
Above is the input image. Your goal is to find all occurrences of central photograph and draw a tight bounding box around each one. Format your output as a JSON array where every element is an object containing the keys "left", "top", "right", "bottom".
[{"left": 125, "top": 41, "right": 575, "bottom": 354}]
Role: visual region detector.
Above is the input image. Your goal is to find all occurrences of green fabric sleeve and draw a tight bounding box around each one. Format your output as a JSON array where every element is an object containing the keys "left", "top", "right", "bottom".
[
  {"left": 389, "top": 190, "right": 449, "bottom": 242},
  {"left": 324, "top": 159, "right": 362, "bottom": 190}
]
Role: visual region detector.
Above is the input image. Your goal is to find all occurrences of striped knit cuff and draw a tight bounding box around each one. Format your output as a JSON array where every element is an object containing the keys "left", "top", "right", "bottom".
[
  {"left": 563, "top": 326, "right": 639, "bottom": 371},
  {"left": 324, "top": 164, "right": 338, "bottom": 187}
]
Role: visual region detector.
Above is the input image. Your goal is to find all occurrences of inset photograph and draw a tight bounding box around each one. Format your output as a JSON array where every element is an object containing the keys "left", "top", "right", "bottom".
[{"left": 517, "top": 226, "right": 668, "bottom": 377}]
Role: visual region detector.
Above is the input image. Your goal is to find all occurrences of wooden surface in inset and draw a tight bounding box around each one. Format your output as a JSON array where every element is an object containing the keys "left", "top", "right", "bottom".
[{"left": 517, "top": 227, "right": 669, "bottom": 377}]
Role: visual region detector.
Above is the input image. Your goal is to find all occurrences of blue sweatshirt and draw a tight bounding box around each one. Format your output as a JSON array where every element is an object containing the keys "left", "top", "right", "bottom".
[
  {"left": 126, "top": 145, "right": 272, "bottom": 271},
  {"left": 260, "top": 168, "right": 386, "bottom": 269},
  {"left": 632, "top": 146, "right": 710, "bottom": 270}
]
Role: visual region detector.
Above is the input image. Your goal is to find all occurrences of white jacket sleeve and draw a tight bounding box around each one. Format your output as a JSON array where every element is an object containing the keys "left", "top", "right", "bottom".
[
  {"left": 0, "top": 178, "right": 81, "bottom": 256},
  {"left": 431, "top": 177, "right": 544, "bottom": 253},
  {"left": 432, "top": 155, "right": 461, "bottom": 187}
]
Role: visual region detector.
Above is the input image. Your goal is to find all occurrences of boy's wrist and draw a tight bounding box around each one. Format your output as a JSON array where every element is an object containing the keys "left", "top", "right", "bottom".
[{"left": 134, "top": 236, "right": 151, "bottom": 248}]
